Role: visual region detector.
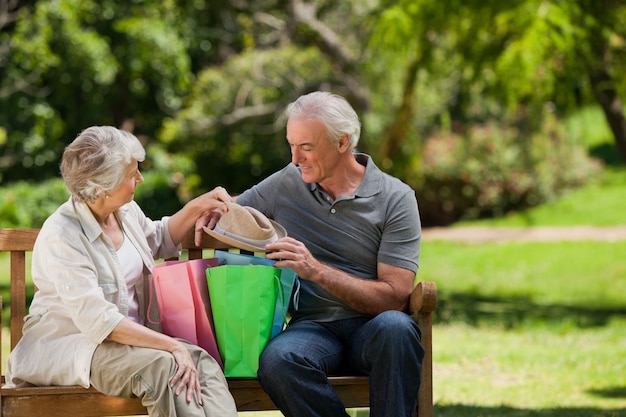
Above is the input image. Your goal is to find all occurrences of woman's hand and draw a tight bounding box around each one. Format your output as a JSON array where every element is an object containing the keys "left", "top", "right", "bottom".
[
  {"left": 108, "top": 319, "right": 206, "bottom": 405},
  {"left": 168, "top": 186, "right": 233, "bottom": 245},
  {"left": 195, "top": 186, "right": 232, "bottom": 218},
  {"left": 168, "top": 341, "right": 203, "bottom": 405},
  {"left": 192, "top": 186, "right": 233, "bottom": 246}
]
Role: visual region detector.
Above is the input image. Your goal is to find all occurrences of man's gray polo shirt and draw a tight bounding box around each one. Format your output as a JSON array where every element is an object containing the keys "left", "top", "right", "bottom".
[{"left": 237, "top": 153, "right": 421, "bottom": 322}]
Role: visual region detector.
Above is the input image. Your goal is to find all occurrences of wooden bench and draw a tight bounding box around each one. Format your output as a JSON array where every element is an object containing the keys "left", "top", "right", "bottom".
[{"left": 0, "top": 228, "right": 437, "bottom": 417}]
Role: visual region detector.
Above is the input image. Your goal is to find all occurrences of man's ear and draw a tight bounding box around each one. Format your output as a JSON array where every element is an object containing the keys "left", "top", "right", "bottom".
[{"left": 338, "top": 134, "right": 350, "bottom": 152}]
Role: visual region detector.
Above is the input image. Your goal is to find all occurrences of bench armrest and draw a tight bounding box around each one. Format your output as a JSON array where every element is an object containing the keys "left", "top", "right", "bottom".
[
  {"left": 409, "top": 281, "right": 436, "bottom": 417},
  {"left": 409, "top": 281, "right": 437, "bottom": 317}
]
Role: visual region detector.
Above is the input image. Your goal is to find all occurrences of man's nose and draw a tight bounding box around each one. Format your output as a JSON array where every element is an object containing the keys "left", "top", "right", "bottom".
[{"left": 291, "top": 148, "right": 301, "bottom": 165}]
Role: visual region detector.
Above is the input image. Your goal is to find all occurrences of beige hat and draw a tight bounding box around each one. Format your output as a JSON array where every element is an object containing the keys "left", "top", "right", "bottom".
[{"left": 203, "top": 202, "right": 287, "bottom": 252}]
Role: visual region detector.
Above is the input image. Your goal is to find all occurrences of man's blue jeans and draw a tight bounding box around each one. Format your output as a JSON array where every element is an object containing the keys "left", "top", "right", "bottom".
[{"left": 257, "top": 310, "right": 424, "bottom": 417}]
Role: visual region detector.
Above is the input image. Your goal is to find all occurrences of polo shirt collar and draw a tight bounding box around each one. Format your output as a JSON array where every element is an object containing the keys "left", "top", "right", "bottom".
[{"left": 308, "top": 153, "right": 382, "bottom": 198}]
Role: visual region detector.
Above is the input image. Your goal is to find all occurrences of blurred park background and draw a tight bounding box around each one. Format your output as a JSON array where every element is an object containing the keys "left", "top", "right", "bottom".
[{"left": 1, "top": 1, "right": 625, "bottom": 416}]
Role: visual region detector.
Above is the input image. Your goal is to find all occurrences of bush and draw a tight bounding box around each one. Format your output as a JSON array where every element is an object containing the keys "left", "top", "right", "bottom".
[
  {"left": 0, "top": 179, "right": 69, "bottom": 228},
  {"left": 417, "top": 116, "right": 603, "bottom": 226},
  {"left": 135, "top": 171, "right": 188, "bottom": 220}
]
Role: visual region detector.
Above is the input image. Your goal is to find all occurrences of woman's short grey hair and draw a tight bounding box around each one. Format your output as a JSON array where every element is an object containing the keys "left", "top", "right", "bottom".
[
  {"left": 60, "top": 126, "right": 146, "bottom": 202},
  {"left": 285, "top": 91, "right": 361, "bottom": 150}
]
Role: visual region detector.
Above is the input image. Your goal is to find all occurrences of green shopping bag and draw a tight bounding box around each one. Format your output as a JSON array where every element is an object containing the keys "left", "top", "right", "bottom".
[{"left": 206, "top": 264, "right": 281, "bottom": 377}]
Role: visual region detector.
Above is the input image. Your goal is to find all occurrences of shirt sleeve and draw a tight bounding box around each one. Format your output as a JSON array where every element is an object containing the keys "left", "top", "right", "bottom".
[
  {"left": 377, "top": 187, "right": 422, "bottom": 274},
  {"left": 32, "top": 226, "right": 125, "bottom": 344}
]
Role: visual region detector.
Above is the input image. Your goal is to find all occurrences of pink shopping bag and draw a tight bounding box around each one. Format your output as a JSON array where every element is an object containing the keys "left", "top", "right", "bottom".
[{"left": 151, "top": 258, "right": 223, "bottom": 369}]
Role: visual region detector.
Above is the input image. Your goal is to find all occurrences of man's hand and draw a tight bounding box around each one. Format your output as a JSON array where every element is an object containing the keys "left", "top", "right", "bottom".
[
  {"left": 265, "top": 237, "right": 322, "bottom": 282},
  {"left": 266, "top": 236, "right": 415, "bottom": 316}
]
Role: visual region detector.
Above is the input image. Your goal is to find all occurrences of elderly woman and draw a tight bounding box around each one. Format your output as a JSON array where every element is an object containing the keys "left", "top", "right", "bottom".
[{"left": 5, "top": 126, "right": 237, "bottom": 417}]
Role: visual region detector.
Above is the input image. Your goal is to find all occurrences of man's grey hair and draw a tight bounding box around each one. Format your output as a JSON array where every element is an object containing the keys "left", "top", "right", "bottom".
[
  {"left": 60, "top": 126, "right": 145, "bottom": 202},
  {"left": 285, "top": 91, "right": 361, "bottom": 150}
]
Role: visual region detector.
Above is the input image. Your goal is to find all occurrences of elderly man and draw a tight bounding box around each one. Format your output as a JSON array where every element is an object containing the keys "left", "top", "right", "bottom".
[{"left": 203, "top": 91, "right": 424, "bottom": 417}]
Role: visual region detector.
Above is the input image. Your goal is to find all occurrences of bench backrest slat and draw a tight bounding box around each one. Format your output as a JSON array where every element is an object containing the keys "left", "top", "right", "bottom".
[
  {"left": 9, "top": 251, "right": 27, "bottom": 350},
  {"left": 0, "top": 229, "right": 40, "bottom": 351}
]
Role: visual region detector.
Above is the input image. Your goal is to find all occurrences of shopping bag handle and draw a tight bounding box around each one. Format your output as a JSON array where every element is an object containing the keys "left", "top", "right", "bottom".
[
  {"left": 275, "top": 274, "right": 287, "bottom": 326},
  {"left": 146, "top": 275, "right": 160, "bottom": 325}
]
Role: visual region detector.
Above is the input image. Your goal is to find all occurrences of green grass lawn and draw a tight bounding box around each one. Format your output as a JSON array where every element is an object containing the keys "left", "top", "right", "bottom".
[
  {"left": 434, "top": 320, "right": 626, "bottom": 415},
  {"left": 421, "top": 240, "right": 626, "bottom": 316},
  {"left": 423, "top": 239, "right": 626, "bottom": 417}
]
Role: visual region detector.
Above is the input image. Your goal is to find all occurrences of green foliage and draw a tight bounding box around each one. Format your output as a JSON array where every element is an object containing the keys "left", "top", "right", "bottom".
[
  {"left": 134, "top": 171, "right": 186, "bottom": 221},
  {"left": 493, "top": 1, "right": 583, "bottom": 109},
  {"left": 2, "top": 0, "right": 626, "bottom": 223},
  {"left": 415, "top": 113, "right": 602, "bottom": 225},
  {"left": 160, "top": 46, "right": 334, "bottom": 194},
  {"left": 0, "top": 0, "right": 118, "bottom": 182},
  {"left": 0, "top": 0, "right": 198, "bottom": 183},
  {"left": 457, "top": 167, "right": 626, "bottom": 226},
  {"left": 113, "top": 13, "right": 192, "bottom": 109},
  {"left": 135, "top": 144, "right": 201, "bottom": 219},
  {"left": 0, "top": 179, "right": 69, "bottom": 228}
]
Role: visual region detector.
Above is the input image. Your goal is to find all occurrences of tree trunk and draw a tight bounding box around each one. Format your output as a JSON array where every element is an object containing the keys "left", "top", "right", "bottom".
[
  {"left": 379, "top": 54, "right": 420, "bottom": 162},
  {"left": 583, "top": 0, "right": 626, "bottom": 164},
  {"left": 588, "top": 67, "right": 626, "bottom": 164}
]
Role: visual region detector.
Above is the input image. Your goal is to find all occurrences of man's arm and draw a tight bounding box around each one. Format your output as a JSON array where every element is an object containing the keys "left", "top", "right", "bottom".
[{"left": 265, "top": 237, "right": 414, "bottom": 316}]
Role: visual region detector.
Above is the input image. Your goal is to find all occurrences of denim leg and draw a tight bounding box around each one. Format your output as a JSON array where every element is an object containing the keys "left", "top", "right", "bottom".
[
  {"left": 257, "top": 320, "right": 351, "bottom": 417},
  {"left": 348, "top": 310, "right": 424, "bottom": 417}
]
